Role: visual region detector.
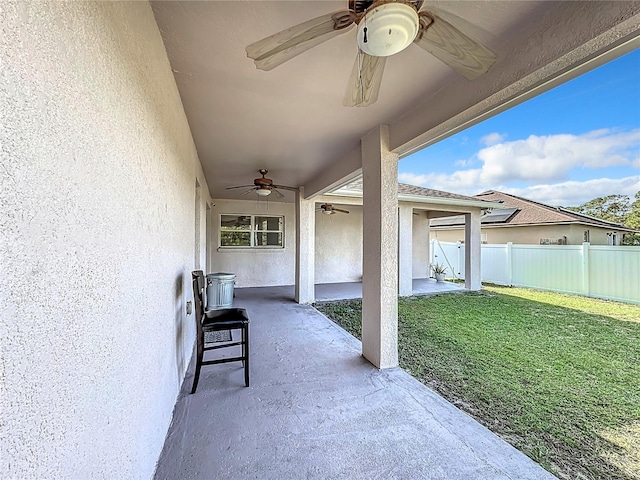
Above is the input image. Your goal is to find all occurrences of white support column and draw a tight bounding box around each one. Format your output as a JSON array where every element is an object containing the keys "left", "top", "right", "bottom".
[
  {"left": 464, "top": 211, "right": 482, "bottom": 291},
  {"left": 398, "top": 204, "right": 413, "bottom": 297},
  {"left": 295, "top": 187, "right": 315, "bottom": 304},
  {"left": 362, "top": 125, "right": 399, "bottom": 369}
]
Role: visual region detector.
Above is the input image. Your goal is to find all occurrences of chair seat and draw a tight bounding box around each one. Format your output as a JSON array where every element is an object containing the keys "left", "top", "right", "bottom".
[
  {"left": 202, "top": 308, "right": 249, "bottom": 332},
  {"left": 202, "top": 319, "right": 246, "bottom": 331},
  {"left": 203, "top": 308, "right": 249, "bottom": 328}
]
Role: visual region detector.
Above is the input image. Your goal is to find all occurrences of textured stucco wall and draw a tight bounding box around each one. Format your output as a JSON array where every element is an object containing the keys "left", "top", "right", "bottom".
[
  {"left": 315, "top": 205, "right": 364, "bottom": 284},
  {"left": 412, "top": 213, "right": 430, "bottom": 278},
  {"left": 295, "top": 190, "right": 315, "bottom": 303},
  {"left": 0, "top": 2, "right": 207, "bottom": 478},
  {"left": 361, "top": 125, "right": 399, "bottom": 369},
  {"left": 315, "top": 204, "right": 432, "bottom": 283},
  {"left": 208, "top": 199, "right": 296, "bottom": 287},
  {"left": 207, "top": 199, "right": 442, "bottom": 288}
]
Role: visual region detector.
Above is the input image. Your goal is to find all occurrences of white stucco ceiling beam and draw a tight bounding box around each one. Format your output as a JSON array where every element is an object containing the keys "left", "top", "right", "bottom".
[
  {"left": 314, "top": 194, "right": 365, "bottom": 207},
  {"left": 427, "top": 211, "right": 471, "bottom": 220},
  {"left": 389, "top": 1, "right": 640, "bottom": 157},
  {"left": 323, "top": 192, "right": 503, "bottom": 210},
  {"left": 399, "top": 195, "right": 502, "bottom": 210}
]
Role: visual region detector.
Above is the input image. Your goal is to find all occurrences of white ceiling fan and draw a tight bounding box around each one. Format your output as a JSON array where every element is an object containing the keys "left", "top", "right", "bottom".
[
  {"left": 246, "top": 0, "right": 496, "bottom": 107},
  {"left": 317, "top": 203, "right": 350, "bottom": 215},
  {"left": 226, "top": 169, "right": 297, "bottom": 198}
]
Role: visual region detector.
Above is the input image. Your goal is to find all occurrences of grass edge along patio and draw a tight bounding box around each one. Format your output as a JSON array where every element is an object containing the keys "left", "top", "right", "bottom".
[{"left": 316, "top": 286, "right": 640, "bottom": 480}]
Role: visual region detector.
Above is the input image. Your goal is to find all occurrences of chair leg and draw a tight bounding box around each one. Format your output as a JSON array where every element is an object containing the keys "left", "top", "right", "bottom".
[
  {"left": 241, "top": 326, "right": 245, "bottom": 367},
  {"left": 191, "top": 335, "right": 204, "bottom": 394},
  {"left": 243, "top": 324, "right": 249, "bottom": 387}
]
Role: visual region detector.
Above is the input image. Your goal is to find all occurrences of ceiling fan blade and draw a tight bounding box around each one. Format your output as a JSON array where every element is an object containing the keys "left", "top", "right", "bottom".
[
  {"left": 226, "top": 185, "right": 255, "bottom": 190},
  {"left": 343, "top": 51, "right": 386, "bottom": 107},
  {"left": 247, "top": 10, "right": 356, "bottom": 71},
  {"left": 272, "top": 184, "right": 298, "bottom": 192},
  {"left": 239, "top": 188, "right": 256, "bottom": 196},
  {"left": 271, "top": 188, "right": 285, "bottom": 199},
  {"left": 414, "top": 12, "right": 496, "bottom": 80},
  {"left": 334, "top": 208, "right": 350, "bottom": 214}
]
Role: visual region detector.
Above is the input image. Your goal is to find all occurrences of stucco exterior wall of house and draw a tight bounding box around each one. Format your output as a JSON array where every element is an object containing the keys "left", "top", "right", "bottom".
[
  {"left": 1, "top": 3, "right": 206, "bottom": 478},
  {"left": 315, "top": 204, "right": 364, "bottom": 284},
  {"left": 209, "top": 200, "right": 433, "bottom": 287},
  {"left": 432, "top": 224, "right": 621, "bottom": 245},
  {"left": 566, "top": 223, "right": 622, "bottom": 245},
  {"left": 315, "top": 204, "right": 432, "bottom": 283},
  {"left": 208, "top": 199, "right": 296, "bottom": 287},
  {"left": 413, "top": 212, "right": 431, "bottom": 278}
]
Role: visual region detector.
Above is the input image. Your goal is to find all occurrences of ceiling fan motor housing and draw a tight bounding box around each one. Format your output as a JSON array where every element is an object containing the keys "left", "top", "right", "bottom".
[{"left": 357, "top": 2, "right": 419, "bottom": 57}]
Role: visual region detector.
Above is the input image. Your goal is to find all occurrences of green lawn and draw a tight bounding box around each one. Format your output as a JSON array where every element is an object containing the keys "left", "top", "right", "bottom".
[{"left": 315, "top": 286, "right": 640, "bottom": 480}]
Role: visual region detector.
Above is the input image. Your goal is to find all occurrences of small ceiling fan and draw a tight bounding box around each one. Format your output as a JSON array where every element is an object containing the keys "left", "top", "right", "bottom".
[
  {"left": 246, "top": 0, "right": 496, "bottom": 107},
  {"left": 317, "top": 203, "right": 350, "bottom": 215},
  {"left": 226, "top": 169, "right": 297, "bottom": 198}
]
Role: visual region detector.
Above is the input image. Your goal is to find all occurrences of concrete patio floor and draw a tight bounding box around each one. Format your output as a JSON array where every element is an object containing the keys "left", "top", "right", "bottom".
[
  {"left": 315, "top": 277, "right": 463, "bottom": 302},
  {"left": 154, "top": 285, "right": 554, "bottom": 480}
]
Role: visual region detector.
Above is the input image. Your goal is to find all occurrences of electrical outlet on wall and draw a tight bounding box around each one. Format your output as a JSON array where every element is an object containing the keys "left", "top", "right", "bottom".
[{"left": 186, "top": 301, "right": 192, "bottom": 315}]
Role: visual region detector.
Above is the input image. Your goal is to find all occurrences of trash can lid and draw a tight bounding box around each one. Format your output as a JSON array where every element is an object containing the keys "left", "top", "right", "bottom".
[{"left": 206, "top": 272, "right": 236, "bottom": 278}]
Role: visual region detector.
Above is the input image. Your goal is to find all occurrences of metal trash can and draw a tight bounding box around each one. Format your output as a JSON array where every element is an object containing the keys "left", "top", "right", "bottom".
[{"left": 206, "top": 272, "right": 236, "bottom": 310}]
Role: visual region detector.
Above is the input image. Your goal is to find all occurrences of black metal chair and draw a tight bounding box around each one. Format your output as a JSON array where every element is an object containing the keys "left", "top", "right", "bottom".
[{"left": 191, "top": 270, "right": 249, "bottom": 393}]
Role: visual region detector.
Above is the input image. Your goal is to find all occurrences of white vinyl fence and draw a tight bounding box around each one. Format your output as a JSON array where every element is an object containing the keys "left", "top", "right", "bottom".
[{"left": 430, "top": 240, "right": 640, "bottom": 304}]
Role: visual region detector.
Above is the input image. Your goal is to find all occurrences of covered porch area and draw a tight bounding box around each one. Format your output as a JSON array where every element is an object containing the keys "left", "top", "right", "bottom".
[
  {"left": 154, "top": 286, "right": 553, "bottom": 479},
  {"left": 4, "top": 2, "right": 639, "bottom": 478}
]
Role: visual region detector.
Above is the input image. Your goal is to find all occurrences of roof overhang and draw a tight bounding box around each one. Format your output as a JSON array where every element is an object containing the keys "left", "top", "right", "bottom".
[
  {"left": 326, "top": 189, "right": 502, "bottom": 210},
  {"left": 398, "top": 194, "right": 501, "bottom": 210},
  {"left": 431, "top": 221, "right": 639, "bottom": 232}
]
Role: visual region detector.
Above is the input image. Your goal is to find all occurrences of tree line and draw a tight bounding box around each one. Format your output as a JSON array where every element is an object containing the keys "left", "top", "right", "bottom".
[{"left": 565, "top": 192, "right": 640, "bottom": 245}]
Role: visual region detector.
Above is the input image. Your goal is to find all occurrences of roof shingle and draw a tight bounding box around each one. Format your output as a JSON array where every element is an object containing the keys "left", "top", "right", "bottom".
[
  {"left": 473, "top": 190, "right": 632, "bottom": 229},
  {"left": 336, "top": 178, "right": 490, "bottom": 203}
]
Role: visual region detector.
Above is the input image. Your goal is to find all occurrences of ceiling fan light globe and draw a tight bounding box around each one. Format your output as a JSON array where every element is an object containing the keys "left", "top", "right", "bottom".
[
  {"left": 256, "top": 188, "right": 271, "bottom": 197},
  {"left": 357, "top": 3, "right": 419, "bottom": 57}
]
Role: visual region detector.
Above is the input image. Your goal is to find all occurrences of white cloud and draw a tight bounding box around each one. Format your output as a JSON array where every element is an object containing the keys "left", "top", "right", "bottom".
[
  {"left": 480, "top": 132, "right": 506, "bottom": 146},
  {"left": 501, "top": 177, "right": 640, "bottom": 206},
  {"left": 398, "top": 170, "right": 481, "bottom": 195},
  {"left": 398, "top": 171, "right": 494, "bottom": 202},
  {"left": 399, "top": 128, "right": 640, "bottom": 203},
  {"left": 475, "top": 129, "right": 639, "bottom": 184},
  {"left": 454, "top": 158, "right": 473, "bottom": 167},
  {"left": 398, "top": 173, "right": 639, "bottom": 207}
]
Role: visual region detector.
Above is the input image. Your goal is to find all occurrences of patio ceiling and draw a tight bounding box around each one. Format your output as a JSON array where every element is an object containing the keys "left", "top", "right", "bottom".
[{"left": 151, "top": 1, "right": 640, "bottom": 201}]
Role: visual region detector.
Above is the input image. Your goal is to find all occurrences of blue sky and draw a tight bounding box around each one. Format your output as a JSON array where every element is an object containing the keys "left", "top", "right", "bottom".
[{"left": 399, "top": 49, "right": 640, "bottom": 207}]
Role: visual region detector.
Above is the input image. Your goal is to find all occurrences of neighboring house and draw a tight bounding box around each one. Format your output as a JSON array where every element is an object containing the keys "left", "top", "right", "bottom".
[
  {"left": 210, "top": 180, "right": 500, "bottom": 291},
  {"left": 430, "top": 190, "right": 636, "bottom": 245}
]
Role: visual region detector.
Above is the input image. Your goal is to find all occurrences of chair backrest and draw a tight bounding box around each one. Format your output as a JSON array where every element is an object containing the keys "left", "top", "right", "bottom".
[{"left": 192, "top": 270, "right": 205, "bottom": 325}]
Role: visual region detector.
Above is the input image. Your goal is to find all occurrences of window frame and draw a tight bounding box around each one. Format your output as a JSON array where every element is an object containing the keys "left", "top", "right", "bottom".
[{"left": 218, "top": 213, "right": 285, "bottom": 249}]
